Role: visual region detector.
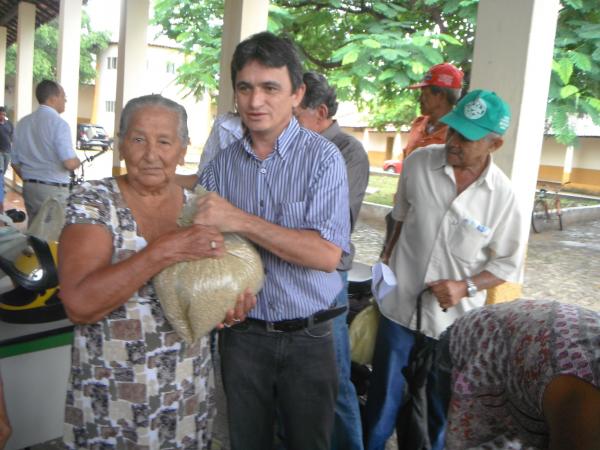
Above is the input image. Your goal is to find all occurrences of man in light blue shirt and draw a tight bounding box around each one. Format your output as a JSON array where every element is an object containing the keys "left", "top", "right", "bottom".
[
  {"left": 12, "top": 80, "right": 80, "bottom": 221},
  {"left": 196, "top": 32, "right": 350, "bottom": 450}
]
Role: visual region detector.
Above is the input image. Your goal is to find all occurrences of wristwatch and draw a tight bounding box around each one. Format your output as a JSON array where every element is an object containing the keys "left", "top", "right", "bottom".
[{"left": 465, "top": 277, "right": 478, "bottom": 298}]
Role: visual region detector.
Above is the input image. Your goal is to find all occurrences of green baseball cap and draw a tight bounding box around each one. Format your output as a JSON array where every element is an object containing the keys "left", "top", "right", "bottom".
[{"left": 440, "top": 89, "right": 511, "bottom": 141}]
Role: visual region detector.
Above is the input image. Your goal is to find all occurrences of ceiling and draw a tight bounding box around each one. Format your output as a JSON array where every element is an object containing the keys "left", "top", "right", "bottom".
[{"left": 0, "top": 0, "right": 61, "bottom": 47}]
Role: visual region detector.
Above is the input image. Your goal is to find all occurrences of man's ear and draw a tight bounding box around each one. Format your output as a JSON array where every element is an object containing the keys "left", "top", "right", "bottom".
[
  {"left": 292, "top": 83, "right": 306, "bottom": 108},
  {"left": 317, "top": 104, "right": 329, "bottom": 121},
  {"left": 490, "top": 137, "right": 504, "bottom": 153}
]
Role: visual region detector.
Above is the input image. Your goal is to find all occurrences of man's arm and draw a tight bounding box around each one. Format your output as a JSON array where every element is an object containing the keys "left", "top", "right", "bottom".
[
  {"left": 428, "top": 270, "right": 505, "bottom": 310},
  {"left": 195, "top": 193, "right": 342, "bottom": 272},
  {"left": 63, "top": 157, "right": 80, "bottom": 171}
]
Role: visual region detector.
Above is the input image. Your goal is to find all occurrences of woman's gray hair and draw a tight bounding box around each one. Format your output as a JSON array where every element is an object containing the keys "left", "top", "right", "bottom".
[{"left": 118, "top": 94, "right": 189, "bottom": 145}]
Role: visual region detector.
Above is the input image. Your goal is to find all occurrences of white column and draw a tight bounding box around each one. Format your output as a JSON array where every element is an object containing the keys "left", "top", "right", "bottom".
[
  {"left": 562, "top": 145, "right": 574, "bottom": 184},
  {"left": 15, "top": 1, "right": 36, "bottom": 120},
  {"left": 112, "top": 0, "right": 150, "bottom": 174},
  {"left": 0, "top": 27, "right": 7, "bottom": 106},
  {"left": 471, "top": 0, "right": 559, "bottom": 227},
  {"left": 217, "top": 0, "right": 269, "bottom": 115},
  {"left": 57, "top": 0, "right": 82, "bottom": 145}
]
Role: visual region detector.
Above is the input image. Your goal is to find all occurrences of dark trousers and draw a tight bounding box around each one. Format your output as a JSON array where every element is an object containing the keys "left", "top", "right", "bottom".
[
  {"left": 220, "top": 319, "right": 338, "bottom": 450},
  {"left": 364, "top": 316, "right": 451, "bottom": 450}
]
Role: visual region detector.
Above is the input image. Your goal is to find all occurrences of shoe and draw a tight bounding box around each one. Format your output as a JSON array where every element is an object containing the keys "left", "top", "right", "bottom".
[{"left": 5, "top": 209, "right": 26, "bottom": 223}]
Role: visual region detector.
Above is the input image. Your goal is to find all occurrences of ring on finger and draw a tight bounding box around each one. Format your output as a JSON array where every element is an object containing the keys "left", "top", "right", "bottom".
[
  {"left": 210, "top": 240, "right": 217, "bottom": 249},
  {"left": 232, "top": 318, "right": 241, "bottom": 323}
]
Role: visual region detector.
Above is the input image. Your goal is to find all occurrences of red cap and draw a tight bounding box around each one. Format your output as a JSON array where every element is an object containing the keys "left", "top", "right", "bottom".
[{"left": 408, "top": 63, "right": 463, "bottom": 89}]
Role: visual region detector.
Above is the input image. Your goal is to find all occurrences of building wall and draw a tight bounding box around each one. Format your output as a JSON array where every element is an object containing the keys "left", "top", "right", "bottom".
[
  {"left": 93, "top": 43, "right": 212, "bottom": 160},
  {"left": 537, "top": 135, "right": 600, "bottom": 192},
  {"left": 77, "top": 84, "right": 95, "bottom": 123}
]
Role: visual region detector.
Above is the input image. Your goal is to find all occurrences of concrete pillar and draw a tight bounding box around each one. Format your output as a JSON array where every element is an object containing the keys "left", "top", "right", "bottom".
[
  {"left": 470, "top": 0, "right": 560, "bottom": 303},
  {"left": 0, "top": 27, "right": 6, "bottom": 107},
  {"left": 112, "top": 0, "right": 150, "bottom": 175},
  {"left": 562, "top": 145, "right": 574, "bottom": 184},
  {"left": 217, "top": 0, "right": 269, "bottom": 115},
  {"left": 57, "top": 0, "right": 82, "bottom": 145},
  {"left": 15, "top": 1, "right": 35, "bottom": 120}
]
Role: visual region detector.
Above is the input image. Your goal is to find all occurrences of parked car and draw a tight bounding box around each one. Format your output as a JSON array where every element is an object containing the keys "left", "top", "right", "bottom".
[
  {"left": 383, "top": 159, "right": 403, "bottom": 173},
  {"left": 76, "top": 124, "right": 112, "bottom": 150}
]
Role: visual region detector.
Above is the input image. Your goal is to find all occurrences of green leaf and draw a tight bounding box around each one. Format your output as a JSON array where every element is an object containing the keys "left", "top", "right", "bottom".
[
  {"left": 560, "top": 85, "right": 579, "bottom": 98},
  {"left": 552, "top": 58, "right": 573, "bottom": 85},
  {"left": 568, "top": 51, "right": 592, "bottom": 71},
  {"left": 342, "top": 50, "right": 360, "bottom": 65},
  {"left": 362, "top": 39, "right": 382, "bottom": 49}
]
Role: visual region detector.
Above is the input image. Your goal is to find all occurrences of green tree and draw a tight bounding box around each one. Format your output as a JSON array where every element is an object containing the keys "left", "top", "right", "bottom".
[
  {"left": 153, "top": 0, "right": 600, "bottom": 145},
  {"left": 5, "top": 11, "right": 111, "bottom": 85}
]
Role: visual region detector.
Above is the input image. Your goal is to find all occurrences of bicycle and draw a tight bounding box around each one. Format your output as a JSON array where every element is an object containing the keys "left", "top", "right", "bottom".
[
  {"left": 531, "top": 182, "right": 569, "bottom": 233},
  {"left": 70, "top": 143, "right": 112, "bottom": 189}
]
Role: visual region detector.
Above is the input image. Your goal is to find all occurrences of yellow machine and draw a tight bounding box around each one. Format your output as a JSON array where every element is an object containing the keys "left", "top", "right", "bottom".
[{"left": 0, "top": 237, "right": 65, "bottom": 323}]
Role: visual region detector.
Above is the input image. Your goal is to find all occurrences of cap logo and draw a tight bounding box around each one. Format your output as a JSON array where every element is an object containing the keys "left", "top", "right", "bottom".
[
  {"left": 464, "top": 98, "right": 487, "bottom": 120},
  {"left": 438, "top": 74, "right": 454, "bottom": 86}
]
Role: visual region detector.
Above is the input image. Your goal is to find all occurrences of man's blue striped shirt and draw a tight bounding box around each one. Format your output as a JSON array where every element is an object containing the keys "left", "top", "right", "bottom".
[{"left": 200, "top": 117, "right": 350, "bottom": 321}]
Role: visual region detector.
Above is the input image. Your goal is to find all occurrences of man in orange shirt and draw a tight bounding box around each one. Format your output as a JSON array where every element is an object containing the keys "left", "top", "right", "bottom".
[
  {"left": 402, "top": 63, "right": 464, "bottom": 159},
  {"left": 383, "top": 63, "right": 464, "bottom": 246}
]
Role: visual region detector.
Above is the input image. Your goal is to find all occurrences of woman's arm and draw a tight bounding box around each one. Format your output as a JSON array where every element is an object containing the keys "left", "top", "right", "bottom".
[
  {"left": 58, "top": 223, "right": 224, "bottom": 324},
  {"left": 0, "top": 373, "right": 10, "bottom": 450},
  {"left": 543, "top": 375, "right": 600, "bottom": 450}
]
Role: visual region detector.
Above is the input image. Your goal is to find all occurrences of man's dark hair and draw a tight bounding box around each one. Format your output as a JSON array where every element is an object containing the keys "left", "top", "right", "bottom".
[
  {"left": 35, "top": 80, "right": 63, "bottom": 104},
  {"left": 231, "top": 32, "right": 303, "bottom": 92},
  {"left": 300, "top": 71, "right": 338, "bottom": 117},
  {"left": 430, "top": 85, "right": 462, "bottom": 105},
  {"left": 0, "top": 106, "right": 5, "bottom": 113}
]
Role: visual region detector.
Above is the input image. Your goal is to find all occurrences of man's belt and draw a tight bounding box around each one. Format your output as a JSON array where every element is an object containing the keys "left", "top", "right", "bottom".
[
  {"left": 246, "top": 306, "right": 348, "bottom": 333},
  {"left": 24, "top": 178, "right": 69, "bottom": 188}
]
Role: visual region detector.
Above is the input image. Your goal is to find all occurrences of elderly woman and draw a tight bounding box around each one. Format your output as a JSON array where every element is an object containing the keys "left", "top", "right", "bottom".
[
  {"left": 444, "top": 299, "right": 600, "bottom": 450},
  {"left": 58, "top": 94, "right": 254, "bottom": 448}
]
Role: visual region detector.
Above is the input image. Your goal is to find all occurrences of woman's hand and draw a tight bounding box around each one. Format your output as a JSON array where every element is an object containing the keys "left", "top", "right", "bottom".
[
  {"left": 154, "top": 224, "right": 226, "bottom": 265},
  {"left": 217, "top": 288, "right": 257, "bottom": 329}
]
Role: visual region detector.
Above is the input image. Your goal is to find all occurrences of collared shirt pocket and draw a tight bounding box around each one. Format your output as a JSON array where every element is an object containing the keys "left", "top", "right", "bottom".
[
  {"left": 277, "top": 201, "right": 306, "bottom": 228},
  {"left": 449, "top": 216, "right": 491, "bottom": 262}
]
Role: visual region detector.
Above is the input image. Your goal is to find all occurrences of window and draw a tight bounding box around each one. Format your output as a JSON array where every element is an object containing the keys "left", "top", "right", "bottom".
[
  {"left": 166, "top": 62, "right": 176, "bottom": 74},
  {"left": 107, "top": 56, "right": 117, "bottom": 69},
  {"left": 105, "top": 100, "right": 115, "bottom": 112}
]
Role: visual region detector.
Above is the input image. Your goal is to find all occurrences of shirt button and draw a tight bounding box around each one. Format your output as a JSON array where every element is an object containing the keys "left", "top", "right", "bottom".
[{"left": 260, "top": 168, "right": 267, "bottom": 174}]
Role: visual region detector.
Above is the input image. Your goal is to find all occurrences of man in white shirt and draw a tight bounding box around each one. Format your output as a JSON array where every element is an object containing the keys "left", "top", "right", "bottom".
[
  {"left": 11, "top": 80, "right": 80, "bottom": 221},
  {"left": 365, "top": 90, "right": 527, "bottom": 450}
]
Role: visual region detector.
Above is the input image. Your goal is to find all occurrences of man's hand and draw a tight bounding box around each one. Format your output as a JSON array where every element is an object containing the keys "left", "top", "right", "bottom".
[
  {"left": 217, "top": 288, "right": 257, "bottom": 329},
  {"left": 427, "top": 279, "right": 467, "bottom": 310},
  {"left": 194, "top": 192, "right": 248, "bottom": 233}
]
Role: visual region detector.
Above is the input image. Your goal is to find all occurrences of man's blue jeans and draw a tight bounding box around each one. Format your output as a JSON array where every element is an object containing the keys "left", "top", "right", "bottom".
[
  {"left": 331, "top": 270, "right": 364, "bottom": 450},
  {"left": 364, "top": 315, "right": 450, "bottom": 450},
  {"left": 220, "top": 318, "right": 338, "bottom": 450}
]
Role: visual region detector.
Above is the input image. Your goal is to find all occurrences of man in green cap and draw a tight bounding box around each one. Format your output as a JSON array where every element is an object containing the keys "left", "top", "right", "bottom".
[{"left": 366, "top": 89, "right": 527, "bottom": 450}]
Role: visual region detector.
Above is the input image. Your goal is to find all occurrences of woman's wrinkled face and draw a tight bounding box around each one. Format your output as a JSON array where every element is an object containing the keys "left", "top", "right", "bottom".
[{"left": 121, "top": 105, "right": 186, "bottom": 189}]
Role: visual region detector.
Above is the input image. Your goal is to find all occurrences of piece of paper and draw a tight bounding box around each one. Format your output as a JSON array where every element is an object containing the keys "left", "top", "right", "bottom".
[{"left": 371, "top": 262, "right": 397, "bottom": 304}]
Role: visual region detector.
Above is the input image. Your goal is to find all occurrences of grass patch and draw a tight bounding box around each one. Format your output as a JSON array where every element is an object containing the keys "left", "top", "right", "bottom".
[{"left": 364, "top": 174, "right": 398, "bottom": 207}]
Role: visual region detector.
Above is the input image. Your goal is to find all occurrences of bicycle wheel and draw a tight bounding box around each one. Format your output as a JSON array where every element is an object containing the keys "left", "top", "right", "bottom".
[{"left": 531, "top": 200, "right": 549, "bottom": 233}]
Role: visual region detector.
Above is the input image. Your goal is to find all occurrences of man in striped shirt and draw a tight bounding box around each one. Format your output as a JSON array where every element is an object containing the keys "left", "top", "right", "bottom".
[{"left": 196, "top": 32, "right": 351, "bottom": 450}]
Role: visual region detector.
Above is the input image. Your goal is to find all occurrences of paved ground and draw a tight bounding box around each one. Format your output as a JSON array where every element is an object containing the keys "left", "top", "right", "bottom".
[{"left": 353, "top": 215, "right": 600, "bottom": 311}]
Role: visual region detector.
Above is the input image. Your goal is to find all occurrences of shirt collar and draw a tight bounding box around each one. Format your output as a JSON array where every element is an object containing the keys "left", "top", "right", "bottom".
[
  {"left": 434, "top": 145, "right": 496, "bottom": 191},
  {"left": 38, "top": 104, "right": 59, "bottom": 116},
  {"left": 320, "top": 120, "right": 340, "bottom": 141},
  {"left": 241, "top": 116, "right": 300, "bottom": 161}
]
